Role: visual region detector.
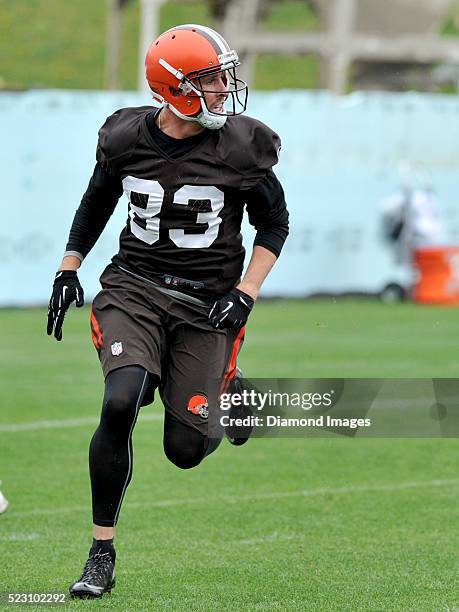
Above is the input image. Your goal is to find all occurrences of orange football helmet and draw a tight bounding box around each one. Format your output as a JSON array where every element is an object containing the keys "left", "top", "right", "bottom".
[{"left": 145, "top": 24, "right": 248, "bottom": 130}]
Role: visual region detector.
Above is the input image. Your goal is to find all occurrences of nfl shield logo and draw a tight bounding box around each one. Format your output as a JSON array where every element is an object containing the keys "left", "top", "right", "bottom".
[{"left": 111, "top": 341, "right": 123, "bottom": 356}]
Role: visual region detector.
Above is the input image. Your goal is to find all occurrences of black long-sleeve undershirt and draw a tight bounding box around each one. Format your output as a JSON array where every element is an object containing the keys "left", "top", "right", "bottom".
[
  {"left": 243, "top": 170, "right": 289, "bottom": 257},
  {"left": 65, "top": 163, "right": 123, "bottom": 260}
]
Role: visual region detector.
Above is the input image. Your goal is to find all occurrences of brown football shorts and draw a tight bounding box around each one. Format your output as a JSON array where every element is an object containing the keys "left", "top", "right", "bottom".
[{"left": 90, "top": 264, "right": 245, "bottom": 436}]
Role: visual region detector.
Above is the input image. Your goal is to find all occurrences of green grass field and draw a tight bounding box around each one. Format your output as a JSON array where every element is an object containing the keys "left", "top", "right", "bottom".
[{"left": 1, "top": 301, "right": 458, "bottom": 611}]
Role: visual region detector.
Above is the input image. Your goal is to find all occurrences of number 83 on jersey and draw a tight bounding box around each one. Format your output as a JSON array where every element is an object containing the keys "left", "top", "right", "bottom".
[{"left": 123, "top": 176, "right": 225, "bottom": 249}]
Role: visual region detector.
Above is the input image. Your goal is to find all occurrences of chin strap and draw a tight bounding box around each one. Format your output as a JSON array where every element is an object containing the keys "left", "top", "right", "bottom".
[{"left": 194, "top": 102, "right": 228, "bottom": 130}]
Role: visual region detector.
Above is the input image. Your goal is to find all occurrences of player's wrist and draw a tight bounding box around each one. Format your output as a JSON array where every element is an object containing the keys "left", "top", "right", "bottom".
[
  {"left": 235, "top": 283, "right": 258, "bottom": 301},
  {"left": 59, "top": 254, "right": 82, "bottom": 272}
]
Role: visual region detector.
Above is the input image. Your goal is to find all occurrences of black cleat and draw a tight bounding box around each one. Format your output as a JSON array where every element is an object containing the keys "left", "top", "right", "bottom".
[
  {"left": 69, "top": 551, "right": 115, "bottom": 599},
  {"left": 226, "top": 368, "right": 254, "bottom": 446}
]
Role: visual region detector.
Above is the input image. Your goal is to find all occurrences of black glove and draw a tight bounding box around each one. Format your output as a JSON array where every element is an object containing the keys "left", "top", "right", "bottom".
[
  {"left": 209, "top": 288, "right": 254, "bottom": 330},
  {"left": 46, "top": 270, "right": 84, "bottom": 341}
]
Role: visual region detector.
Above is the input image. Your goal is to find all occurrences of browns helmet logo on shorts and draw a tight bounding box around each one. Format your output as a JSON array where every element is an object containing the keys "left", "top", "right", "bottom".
[{"left": 187, "top": 394, "right": 209, "bottom": 419}]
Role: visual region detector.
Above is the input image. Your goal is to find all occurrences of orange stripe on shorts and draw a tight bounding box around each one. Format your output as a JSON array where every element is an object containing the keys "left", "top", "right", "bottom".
[
  {"left": 90, "top": 308, "right": 103, "bottom": 350},
  {"left": 220, "top": 325, "right": 246, "bottom": 395}
]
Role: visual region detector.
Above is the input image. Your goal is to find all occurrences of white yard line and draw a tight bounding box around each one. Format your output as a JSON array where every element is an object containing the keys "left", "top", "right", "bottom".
[
  {"left": 0, "top": 533, "right": 39, "bottom": 541},
  {"left": 0, "top": 413, "right": 162, "bottom": 432},
  {"left": 4, "top": 478, "right": 459, "bottom": 521}
]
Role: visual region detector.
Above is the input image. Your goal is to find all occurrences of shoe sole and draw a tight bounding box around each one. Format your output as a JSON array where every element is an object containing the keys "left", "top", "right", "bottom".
[{"left": 70, "top": 579, "right": 115, "bottom": 599}]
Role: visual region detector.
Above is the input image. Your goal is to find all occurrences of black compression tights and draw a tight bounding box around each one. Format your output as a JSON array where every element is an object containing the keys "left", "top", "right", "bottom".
[{"left": 89, "top": 365, "right": 221, "bottom": 527}]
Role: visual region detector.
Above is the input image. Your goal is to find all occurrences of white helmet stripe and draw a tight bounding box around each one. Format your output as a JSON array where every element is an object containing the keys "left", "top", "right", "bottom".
[
  {"left": 178, "top": 23, "right": 230, "bottom": 55},
  {"left": 196, "top": 25, "right": 231, "bottom": 54}
]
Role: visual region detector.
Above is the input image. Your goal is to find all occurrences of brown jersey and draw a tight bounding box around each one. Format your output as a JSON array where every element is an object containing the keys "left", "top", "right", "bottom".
[{"left": 96, "top": 107, "right": 281, "bottom": 297}]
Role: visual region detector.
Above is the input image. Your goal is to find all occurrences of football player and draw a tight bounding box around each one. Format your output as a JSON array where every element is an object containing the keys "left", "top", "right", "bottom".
[{"left": 47, "top": 24, "right": 289, "bottom": 599}]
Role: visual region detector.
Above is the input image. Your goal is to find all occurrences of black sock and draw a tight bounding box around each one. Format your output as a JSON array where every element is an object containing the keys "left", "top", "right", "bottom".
[{"left": 90, "top": 538, "right": 116, "bottom": 562}]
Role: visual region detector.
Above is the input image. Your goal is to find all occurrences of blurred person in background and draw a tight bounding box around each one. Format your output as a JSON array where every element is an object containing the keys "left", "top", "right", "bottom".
[
  {"left": 382, "top": 185, "right": 444, "bottom": 263},
  {"left": 46, "top": 24, "right": 288, "bottom": 599},
  {"left": 381, "top": 166, "right": 444, "bottom": 300}
]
